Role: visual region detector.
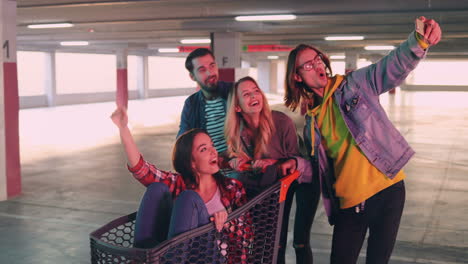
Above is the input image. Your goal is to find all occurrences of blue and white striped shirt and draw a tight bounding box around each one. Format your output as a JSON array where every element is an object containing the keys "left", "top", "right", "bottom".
[{"left": 205, "top": 98, "right": 227, "bottom": 153}]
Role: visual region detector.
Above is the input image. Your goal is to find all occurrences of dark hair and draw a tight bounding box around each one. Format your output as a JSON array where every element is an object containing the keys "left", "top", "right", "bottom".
[
  {"left": 284, "top": 44, "right": 332, "bottom": 112},
  {"left": 172, "top": 128, "right": 225, "bottom": 190},
  {"left": 185, "top": 48, "right": 215, "bottom": 74}
]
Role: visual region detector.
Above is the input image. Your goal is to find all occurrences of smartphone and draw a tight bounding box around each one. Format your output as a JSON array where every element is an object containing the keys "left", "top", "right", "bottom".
[{"left": 415, "top": 18, "right": 425, "bottom": 36}]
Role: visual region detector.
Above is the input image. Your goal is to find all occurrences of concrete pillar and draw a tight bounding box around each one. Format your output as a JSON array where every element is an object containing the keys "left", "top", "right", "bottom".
[
  {"left": 345, "top": 51, "right": 358, "bottom": 74},
  {"left": 276, "top": 59, "right": 286, "bottom": 94},
  {"left": 257, "top": 59, "right": 282, "bottom": 93},
  {"left": 0, "top": 0, "right": 20, "bottom": 200},
  {"left": 116, "top": 49, "right": 128, "bottom": 108},
  {"left": 135, "top": 55, "right": 147, "bottom": 99},
  {"left": 269, "top": 60, "right": 278, "bottom": 93},
  {"left": 211, "top": 32, "right": 241, "bottom": 82},
  {"left": 257, "top": 60, "right": 271, "bottom": 93},
  {"left": 45, "top": 52, "right": 56, "bottom": 106},
  {"left": 142, "top": 56, "right": 150, "bottom": 98}
]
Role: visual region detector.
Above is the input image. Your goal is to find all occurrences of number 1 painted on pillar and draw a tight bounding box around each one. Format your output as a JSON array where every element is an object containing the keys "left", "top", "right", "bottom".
[{"left": 3, "top": 40, "right": 9, "bottom": 59}]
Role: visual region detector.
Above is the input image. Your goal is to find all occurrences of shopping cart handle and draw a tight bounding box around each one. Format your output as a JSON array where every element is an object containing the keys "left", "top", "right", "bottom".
[{"left": 279, "top": 170, "right": 300, "bottom": 203}]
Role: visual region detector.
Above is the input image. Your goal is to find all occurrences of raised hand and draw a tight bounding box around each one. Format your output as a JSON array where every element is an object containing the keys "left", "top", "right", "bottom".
[
  {"left": 417, "top": 16, "right": 442, "bottom": 46},
  {"left": 110, "top": 107, "right": 141, "bottom": 167},
  {"left": 110, "top": 107, "right": 128, "bottom": 129}
]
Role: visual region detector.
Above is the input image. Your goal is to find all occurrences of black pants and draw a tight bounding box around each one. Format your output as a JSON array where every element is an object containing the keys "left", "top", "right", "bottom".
[
  {"left": 278, "top": 179, "right": 321, "bottom": 264},
  {"left": 330, "top": 180, "right": 406, "bottom": 264}
]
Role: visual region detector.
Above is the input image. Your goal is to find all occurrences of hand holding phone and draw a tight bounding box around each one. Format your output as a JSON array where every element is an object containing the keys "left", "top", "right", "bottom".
[
  {"left": 415, "top": 18, "right": 425, "bottom": 36},
  {"left": 414, "top": 16, "right": 442, "bottom": 46}
]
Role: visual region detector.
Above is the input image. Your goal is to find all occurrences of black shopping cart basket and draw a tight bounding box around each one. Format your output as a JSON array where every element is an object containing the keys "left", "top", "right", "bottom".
[{"left": 90, "top": 171, "right": 299, "bottom": 264}]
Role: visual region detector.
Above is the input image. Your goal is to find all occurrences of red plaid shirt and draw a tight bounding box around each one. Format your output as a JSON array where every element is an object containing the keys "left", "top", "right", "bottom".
[{"left": 128, "top": 155, "right": 247, "bottom": 214}]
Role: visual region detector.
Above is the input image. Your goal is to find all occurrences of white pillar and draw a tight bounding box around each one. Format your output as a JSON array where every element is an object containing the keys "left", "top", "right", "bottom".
[
  {"left": 135, "top": 55, "right": 147, "bottom": 99},
  {"left": 345, "top": 51, "right": 359, "bottom": 74},
  {"left": 45, "top": 51, "right": 56, "bottom": 106},
  {"left": 257, "top": 60, "right": 271, "bottom": 93},
  {"left": 269, "top": 60, "right": 278, "bottom": 93},
  {"left": 142, "top": 56, "right": 150, "bottom": 98},
  {"left": 276, "top": 59, "right": 286, "bottom": 95},
  {"left": 257, "top": 59, "right": 282, "bottom": 93},
  {"left": 0, "top": 0, "right": 20, "bottom": 200}
]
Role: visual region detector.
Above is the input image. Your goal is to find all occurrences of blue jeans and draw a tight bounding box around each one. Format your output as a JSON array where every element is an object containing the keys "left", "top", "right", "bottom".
[
  {"left": 134, "top": 182, "right": 211, "bottom": 248},
  {"left": 168, "top": 189, "right": 211, "bottom": 238}
]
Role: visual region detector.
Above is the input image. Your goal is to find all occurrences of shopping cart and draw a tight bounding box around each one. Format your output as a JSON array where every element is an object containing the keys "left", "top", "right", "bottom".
[{"left": 90, "top": 171, "right": 299, "bottom": 264}]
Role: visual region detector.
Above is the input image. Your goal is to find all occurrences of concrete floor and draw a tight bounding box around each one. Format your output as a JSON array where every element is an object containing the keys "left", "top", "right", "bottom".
[{"left": 0, "top": 90, "right": 467, "bottom": 264}]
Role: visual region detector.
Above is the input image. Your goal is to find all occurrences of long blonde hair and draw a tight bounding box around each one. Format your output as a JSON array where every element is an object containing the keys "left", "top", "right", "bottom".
[{"left": 225, "top": 76, "right": 275, "bottom": 160}]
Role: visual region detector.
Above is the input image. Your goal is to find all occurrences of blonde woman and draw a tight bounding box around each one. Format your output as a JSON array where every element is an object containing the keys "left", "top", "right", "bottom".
[{"left": 224, "top": 76, "right": 320, "bottom": 264}]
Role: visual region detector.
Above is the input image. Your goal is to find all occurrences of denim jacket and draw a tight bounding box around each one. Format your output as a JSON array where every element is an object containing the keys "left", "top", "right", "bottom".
[
  {"left": 177, "top": 81, "right": 233, "bottom": 138},
  {"left": 304, "top": 32, "right": 427, "bottom": 225}
]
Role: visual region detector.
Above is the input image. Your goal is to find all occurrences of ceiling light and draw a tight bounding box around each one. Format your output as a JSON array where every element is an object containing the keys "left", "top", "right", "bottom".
[
  {"left": 180, "top": 39, "right": 211, "bottom": 44},
  {"left": 158, "top": 48, "right": 179, "bottom": 53},
  {"left": 28, "top": 23, "right": 73, "bottom": 29},
  {"left": 330, "top": 55, "right": 346, "bottom": 60},
  {"left": 267, "top": 55, "right": 279, "bottom": 59},
  {"left": 325, "top": 36, "right": 365, "bottom": 41},
  {"left": 235, "top": 14, "right": 296, "bottom": 21},
  {"left": 364, "top": 45, "right": 395, "bottom": 51},
  {"left": 60, "top": 41, "right": 89, "bottom": 46}
]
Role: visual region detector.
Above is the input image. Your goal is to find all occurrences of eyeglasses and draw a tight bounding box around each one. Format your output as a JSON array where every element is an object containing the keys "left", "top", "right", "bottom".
[{"left": 297, "top": 54, "right": 324, "bottom": 72}]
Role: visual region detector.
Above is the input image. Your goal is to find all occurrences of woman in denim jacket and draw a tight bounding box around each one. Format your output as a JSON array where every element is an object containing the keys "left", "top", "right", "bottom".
[{"left": 284, "top": 17, "right": 441, "bottom": 264}]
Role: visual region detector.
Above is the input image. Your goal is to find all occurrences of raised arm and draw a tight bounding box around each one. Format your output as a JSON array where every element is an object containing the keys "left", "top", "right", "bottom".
[
  {"left": 348, "top": 16, "right": 442, "bottom": 95},
  {"left": 111, "top": 108, "right": 184, "bottom": 193},
  {"left": 111, "top": 107, "right": 141, "bottom": 167}
]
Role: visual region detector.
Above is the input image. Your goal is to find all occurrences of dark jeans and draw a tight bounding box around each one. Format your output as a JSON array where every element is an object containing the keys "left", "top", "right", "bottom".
[
  {"left": 277, "top": 180, "right": 321, "bottom": 264},
  {"left": 330, "top": 180, "right": 406, "bottom": 264},
  {"left": 133, "top": 182, "right": 210, "bottom": 248}
]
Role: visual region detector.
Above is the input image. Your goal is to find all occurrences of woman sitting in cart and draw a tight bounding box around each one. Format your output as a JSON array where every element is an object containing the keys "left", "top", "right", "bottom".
[{"left": 110, "top": 107, "right": 251, "bottom": 261}]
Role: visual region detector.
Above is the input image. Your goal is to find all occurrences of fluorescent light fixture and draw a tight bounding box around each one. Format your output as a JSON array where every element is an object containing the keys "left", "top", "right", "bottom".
[
  {"left": 60, "top": 41, "right": 89, "bottom": 46},
  {"left": 325, "top": 36, "right": 364, "bottom": 41},
  {"left": 28, "top": 23, "right": 73, "bottom": 29},
  {"left": 158, "top": 48, "right": 179, "bottom": 53},
  {"left": 235, "top": 14, "right": 296, "bottom": 21},
  {"left": 330, "top": 55, "right": 346, "bottom": 60},
  {"left": 180, "top": 38, "right": 211, "bottom": 44},
  {"left": 364, "top": 45, "right": 395, "bottom": 51},
  {"left": 267, "top": 55, "right": 279, "bottom": 59}
]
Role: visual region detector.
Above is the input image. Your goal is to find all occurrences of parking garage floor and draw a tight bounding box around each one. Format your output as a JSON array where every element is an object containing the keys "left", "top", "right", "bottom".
[{"left": 0, "top": 90, "right": 467, "bottom": 264}]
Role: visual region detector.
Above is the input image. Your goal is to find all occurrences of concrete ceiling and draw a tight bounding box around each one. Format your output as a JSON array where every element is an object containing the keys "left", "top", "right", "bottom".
[{"left": 15, "top": 0, "right": 468, "bottom": 59}]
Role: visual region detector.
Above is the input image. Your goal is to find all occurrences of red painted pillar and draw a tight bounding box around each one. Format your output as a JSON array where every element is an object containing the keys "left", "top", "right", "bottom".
[
  {"left": 116, "top": 49, "right": 128, "bottom": 109},
  {"left": 1, "top": 0, "right": 21, "bottom": 200},
  {"left": 218, "top": 68, "right": 235, "bottom": 82}
]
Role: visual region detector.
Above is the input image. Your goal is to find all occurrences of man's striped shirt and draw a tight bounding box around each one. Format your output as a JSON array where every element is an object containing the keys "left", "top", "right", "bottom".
[{"left": 205, "top": 97, "right": 227, "bottom": 153}]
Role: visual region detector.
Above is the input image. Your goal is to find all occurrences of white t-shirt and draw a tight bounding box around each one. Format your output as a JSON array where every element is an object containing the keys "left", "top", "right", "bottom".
[{"left": 204, "top": 187, "right": 225, "bottom": 216}]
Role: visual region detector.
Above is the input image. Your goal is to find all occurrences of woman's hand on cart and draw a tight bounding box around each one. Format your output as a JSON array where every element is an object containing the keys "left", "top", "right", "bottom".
[
  {"left": 278, "top": 158, "right": 297, "bottom": 176},
  {"left": 210, "top": 210, "right": 228, "bottom": 232}
]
